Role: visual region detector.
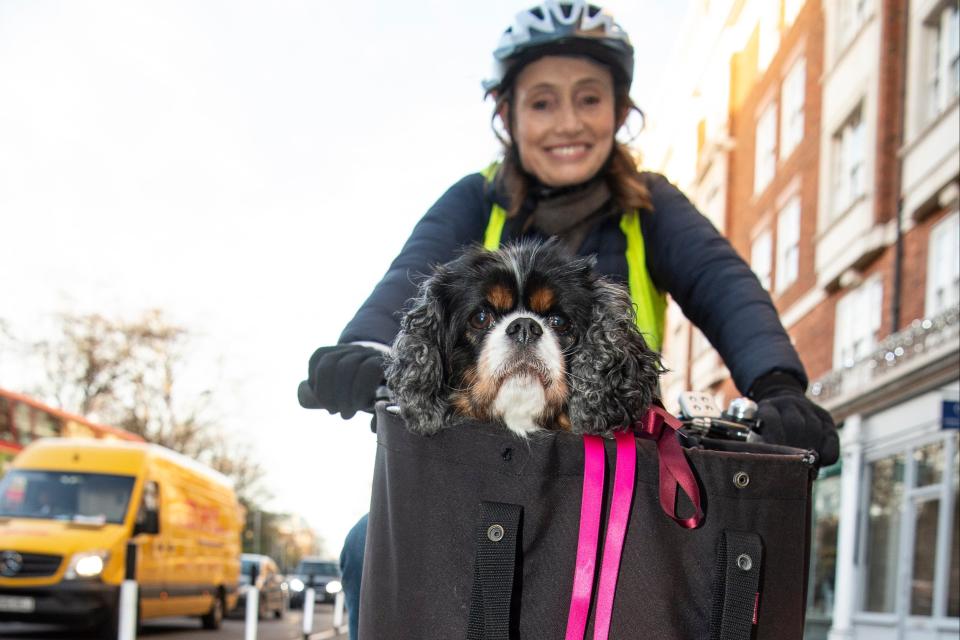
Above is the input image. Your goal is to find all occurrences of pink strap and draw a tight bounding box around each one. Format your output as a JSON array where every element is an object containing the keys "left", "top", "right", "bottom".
[
  {"left": 564, "top": 435, "right": 606, "bottom": 640},
  {"left": 592, "top": 430, "right": 637, "bottom": 640},
  {"left": 635, "top": 405, "right": 704, "bottom": 529}
]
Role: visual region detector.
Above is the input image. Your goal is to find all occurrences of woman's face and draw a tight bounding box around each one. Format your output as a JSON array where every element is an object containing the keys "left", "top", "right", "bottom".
[{"left": 508, "top": 55, "right": 617, "bottom": 187}]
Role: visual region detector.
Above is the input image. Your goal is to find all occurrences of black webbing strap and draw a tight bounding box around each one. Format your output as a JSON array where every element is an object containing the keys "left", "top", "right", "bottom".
[
  {"left": 466, "top": 501, "right": 523, "bottom": 640},
  {"left": 710, "top": 530, "right": 763, "bottom": 640}
]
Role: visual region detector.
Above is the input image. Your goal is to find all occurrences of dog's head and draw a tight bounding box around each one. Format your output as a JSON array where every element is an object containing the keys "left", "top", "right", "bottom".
[{"left": 386, "top": 239, "right": 662, "bottom": 436}]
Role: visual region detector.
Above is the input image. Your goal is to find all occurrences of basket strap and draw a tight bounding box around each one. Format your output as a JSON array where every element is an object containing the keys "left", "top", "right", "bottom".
[
  {"left": 710, "top": 530, "right": 764, "bottom": 640},
  {"left": 467, "top": 500, "right": 523, "bottom": 640},
  {"left": 564, "top": 435, "right": 606, "bottom": 640},
  {"left": 635, "top": 405, "right": 704, "bottom": 528},
  {"left": 592, "top": 430, "right": 637, "bottom": 640}
]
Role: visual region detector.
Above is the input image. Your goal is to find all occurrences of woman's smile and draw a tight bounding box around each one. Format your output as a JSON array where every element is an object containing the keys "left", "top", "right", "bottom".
[
  {"left": 510, "top": 55, "right": 617, "bottom": 187},
  {"left": 545, "top": 143, "right": 592, "bottom": 159}
]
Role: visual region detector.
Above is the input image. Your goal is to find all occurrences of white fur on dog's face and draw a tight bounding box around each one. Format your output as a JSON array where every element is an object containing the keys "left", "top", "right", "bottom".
[{"left": 478, "top": 310, "right": 567, "bottom": 436}]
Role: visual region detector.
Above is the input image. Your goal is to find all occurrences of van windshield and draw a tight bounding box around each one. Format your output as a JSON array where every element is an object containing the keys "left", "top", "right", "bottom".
[{"left": 0, "top": 469, "right": 136, "bottom": 524}]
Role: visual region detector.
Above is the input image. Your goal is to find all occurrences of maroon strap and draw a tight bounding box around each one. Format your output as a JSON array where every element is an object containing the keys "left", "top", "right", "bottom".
[{"left": 634, "top": 405, "right": 704, "bottom": 529}]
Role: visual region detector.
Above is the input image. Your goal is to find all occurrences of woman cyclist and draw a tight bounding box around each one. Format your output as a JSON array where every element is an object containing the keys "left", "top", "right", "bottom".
[{"left": 299, "top": 3, "right": 838, "bottom": 637}]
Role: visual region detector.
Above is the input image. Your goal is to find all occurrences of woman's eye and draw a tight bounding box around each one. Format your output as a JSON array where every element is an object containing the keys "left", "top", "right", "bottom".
[
  {"left": 469, "top": 310, "right": 493, "bottom": 330},
  {"left": 546, "top": 314, "right": 570, "bottom": 333},
  {"left": 531, "top": 99, "right": 550, "bottom": 111}
]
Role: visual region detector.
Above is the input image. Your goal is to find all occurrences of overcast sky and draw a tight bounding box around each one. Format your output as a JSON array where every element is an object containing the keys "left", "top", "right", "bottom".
[{"left": 0, "top": 0, "right": 687, "bottom": 555}]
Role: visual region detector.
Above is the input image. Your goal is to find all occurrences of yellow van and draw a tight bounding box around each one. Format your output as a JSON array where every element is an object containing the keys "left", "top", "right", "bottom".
[{"left": 0, "top": 438, "right": 243, "bottom": 637}]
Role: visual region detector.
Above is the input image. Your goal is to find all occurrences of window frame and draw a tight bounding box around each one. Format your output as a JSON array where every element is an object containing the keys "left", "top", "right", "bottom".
[
  {"left": 751, "top": 227, "right": 774, "bottom": 291},
  {"left": 926, "top": 2, "right": 960, "bottom": 121},
  {"left": 831, "top": 103, "right": 866, "bottom": 217},
  {"left": 856, "top": 431, "right": 959, "bottom": 621},
  {"left": 775, "top": 195, "right": 802, "bottom": 292},
  {"left": 754, "top": 101, "right": 778, "bottom": 195},
  {"left": 926, "top": 210, "right": 960, "bottom": 317},
  {"left": 833, "top": 275, "right": 882, "bottom": 369},
  {"left": 780, "top": 56, "right": 807, "bottom": 160}
]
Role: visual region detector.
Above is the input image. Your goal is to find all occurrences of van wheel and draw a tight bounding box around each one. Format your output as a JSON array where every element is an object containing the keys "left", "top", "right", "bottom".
[{"left": 200, "top": 593, "right": 224, "bottom": 630}]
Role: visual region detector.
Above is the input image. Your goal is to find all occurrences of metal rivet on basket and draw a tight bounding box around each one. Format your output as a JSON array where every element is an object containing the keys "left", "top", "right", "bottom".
[
  {"left": 487, "top": 524, "right": 505, "bottom": 542},
  {"left": 737, "top": 554, "right": 753, "bottom": 571},
  {"left": 733, "top": 471, "right": 750, "bottom": 489}
]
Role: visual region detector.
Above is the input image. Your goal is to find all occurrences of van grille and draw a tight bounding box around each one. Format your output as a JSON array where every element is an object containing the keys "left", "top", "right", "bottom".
[{"left": 0, "top": 551, "right": 62, "bottom": 578}]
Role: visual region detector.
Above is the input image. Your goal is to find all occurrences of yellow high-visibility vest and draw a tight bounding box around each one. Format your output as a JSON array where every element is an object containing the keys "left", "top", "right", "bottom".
[{"left": 480, "top": 164, "right": 667, "bottom": 351}]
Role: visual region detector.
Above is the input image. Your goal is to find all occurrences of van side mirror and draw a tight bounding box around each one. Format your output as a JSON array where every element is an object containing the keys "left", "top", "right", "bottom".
[
  {"left": 133, "top": 480, "right": 160, "bottom": 535},
  {"left": 134, "top": 508, "right": 159, "bottom": 535}
]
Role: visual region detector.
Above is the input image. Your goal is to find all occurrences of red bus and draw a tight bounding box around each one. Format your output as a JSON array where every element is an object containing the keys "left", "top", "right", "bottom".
[{"left": 0, "top": 388, "right": 143, "bottom": 473}]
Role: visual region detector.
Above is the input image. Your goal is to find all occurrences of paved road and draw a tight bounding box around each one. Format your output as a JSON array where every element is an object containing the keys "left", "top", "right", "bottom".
[{"left": 0, "top": 603, "right": 347, "bottom": 640}]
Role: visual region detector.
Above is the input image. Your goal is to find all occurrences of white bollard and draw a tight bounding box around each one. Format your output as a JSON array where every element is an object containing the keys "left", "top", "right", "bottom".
[
  {"left": 302, "top": 587, "right": 316, "bottom": 636},
  {"left": 333, "top": 590, "right": 345, "bottom": 628},
  {"left": 245, "top": 587, "right": 259, "bottom": 640},
  {"left": 118, "top": 579, "right": 138, "bottom": 640}
]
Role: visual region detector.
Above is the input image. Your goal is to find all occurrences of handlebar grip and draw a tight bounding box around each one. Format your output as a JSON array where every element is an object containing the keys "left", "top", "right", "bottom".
[{"left": 297, "top": 380, "right": 323, "bottom": 409}]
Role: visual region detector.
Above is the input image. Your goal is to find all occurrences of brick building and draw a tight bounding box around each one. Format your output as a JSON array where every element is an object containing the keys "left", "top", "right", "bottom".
[{"left": 644, "top": 1, "right": 959, "bottom": 638}]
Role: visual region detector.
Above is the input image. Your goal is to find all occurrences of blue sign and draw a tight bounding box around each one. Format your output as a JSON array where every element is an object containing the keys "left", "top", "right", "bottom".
[{"left": 943, "top": 400, "right": 960, "bottom": 430}]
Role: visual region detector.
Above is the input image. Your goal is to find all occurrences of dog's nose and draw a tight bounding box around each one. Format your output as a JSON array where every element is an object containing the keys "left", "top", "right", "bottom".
[{"left": 505, "top": 317, "right": 543, "bottom": 345}]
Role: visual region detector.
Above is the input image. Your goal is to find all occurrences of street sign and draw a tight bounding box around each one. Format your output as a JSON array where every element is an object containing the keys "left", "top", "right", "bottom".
[{"left": 943, "top": 400, "right": 960, "bottom": 430}]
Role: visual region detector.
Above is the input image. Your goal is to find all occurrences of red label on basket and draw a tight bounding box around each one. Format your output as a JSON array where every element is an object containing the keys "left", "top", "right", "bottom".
[{"left": 753, "top": 592, "right": 760, "bottom": 625}]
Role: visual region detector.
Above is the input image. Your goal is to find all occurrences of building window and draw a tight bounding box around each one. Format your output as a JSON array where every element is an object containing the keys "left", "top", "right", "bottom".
[
  {"left": 859, "top": 432, "right": 960, "bottom": 618},
  {"left": 806, "top": 469, "right": 841, "bottom": 628},
  {"left": 833, "top": 276, "right": 882, "bottom": 368},
  {"left": 927, "top": 3, "right": 960, "bottom": 120},
  {"left": 839, "top": 0, "right": 871, "bottom": 49},
  {"left": 776, "top": 195, "right": 801, "bottom": 292},
  {"left": 927, "top": 210, "right": 960, "bottom": 316},
  {"left": 780, "top": 56, "right": 806, "bottom": 159},
  {"left": 751, "top": 229, "right": 773, "bottom": 290},
  {"left": 831, "top": 104, "right": 866, "bottom": 216},
  {"left": 862, "top": 453, "right": 906, "bottom": 613},
  {"left": 784, "top": 0, "right": 805, "bottom": 28},
  {"left": 755, "top": 102, "right": 778, "bottom": 195}
]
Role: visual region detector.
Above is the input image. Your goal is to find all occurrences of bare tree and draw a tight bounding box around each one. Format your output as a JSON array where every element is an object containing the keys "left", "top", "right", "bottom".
[{"left": 31, "top": 310, "right": 266, "bottom": 504}]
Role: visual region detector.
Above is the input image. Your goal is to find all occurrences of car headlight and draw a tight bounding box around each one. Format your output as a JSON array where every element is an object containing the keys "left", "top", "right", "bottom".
[
  {"left": 64, "top": 551, "right": 109, "bottom": 580},
  {"left": 325, "top": 580, "right": 342, "bottom": 595},
  {"left": 289, "top": 578, "right": 305, "bottom": 592}
]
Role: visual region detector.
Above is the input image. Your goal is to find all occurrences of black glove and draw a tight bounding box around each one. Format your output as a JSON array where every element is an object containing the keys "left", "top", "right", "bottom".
[
  {"left": 298, "top": 344, "right": 385, "bottom": 419},
  {"left": 750, "top": 371, "right": 840, "bottom": 467}
]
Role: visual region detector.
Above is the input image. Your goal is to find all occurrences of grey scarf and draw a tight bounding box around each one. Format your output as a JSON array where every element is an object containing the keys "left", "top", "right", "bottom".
[{"left": 529, "top": 178, "right": 614, "bottom": 252}]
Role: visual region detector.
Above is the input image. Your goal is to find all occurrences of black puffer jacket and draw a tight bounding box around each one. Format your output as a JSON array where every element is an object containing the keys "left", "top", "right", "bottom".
[{"left": 340, "top": 171, "right": 805, "bottom": 394}]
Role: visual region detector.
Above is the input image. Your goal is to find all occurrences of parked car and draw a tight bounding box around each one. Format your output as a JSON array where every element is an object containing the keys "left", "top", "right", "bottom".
[
  {"left": 288, "top": 557, "right": 341, "bottom": 607},
  {"left": 235, "top": 553, "right": 286, "bottom": 619}
]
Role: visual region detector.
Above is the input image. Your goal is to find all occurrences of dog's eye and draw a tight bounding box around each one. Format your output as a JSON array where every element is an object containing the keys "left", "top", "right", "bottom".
[
  {"left": 469, "top": 309, "right": 494, "bottom": 330},
  {"left": 545, "top": 314, "right": 570, "bottom": 333}
]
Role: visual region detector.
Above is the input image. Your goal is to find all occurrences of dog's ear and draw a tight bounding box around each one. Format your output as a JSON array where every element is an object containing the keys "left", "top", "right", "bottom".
[
  {"left": 385, "top": 268, "right": 451, "bottom": 435},
  {"left": 567, "top": 279, "right": 663, "bottom": 434}
]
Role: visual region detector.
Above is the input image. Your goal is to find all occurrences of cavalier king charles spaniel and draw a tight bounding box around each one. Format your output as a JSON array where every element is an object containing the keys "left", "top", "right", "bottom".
[{"left": 385, "top": 240, "right": 663, "bottom": 437}]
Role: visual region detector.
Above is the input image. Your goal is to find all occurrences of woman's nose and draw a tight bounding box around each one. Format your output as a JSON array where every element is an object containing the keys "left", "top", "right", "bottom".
[{"left": 554, "top": 101, "right": 584, "bottom": 134}]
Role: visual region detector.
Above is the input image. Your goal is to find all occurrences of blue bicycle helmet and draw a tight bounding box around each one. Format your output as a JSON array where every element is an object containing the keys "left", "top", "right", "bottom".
[{"left": 483, "top": 1, "right": 635, "bottom": 96}]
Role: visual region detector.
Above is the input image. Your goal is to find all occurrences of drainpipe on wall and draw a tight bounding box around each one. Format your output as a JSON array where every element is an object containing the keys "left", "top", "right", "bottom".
[{"left": 892, "top": 197, "right": 904, "bottom": 333}]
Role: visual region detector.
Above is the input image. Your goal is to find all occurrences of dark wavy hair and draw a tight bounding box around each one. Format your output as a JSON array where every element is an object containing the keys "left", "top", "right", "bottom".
[{"left": 491, "top": 72, "right": 652, "bottom": 218}]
